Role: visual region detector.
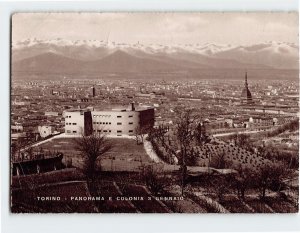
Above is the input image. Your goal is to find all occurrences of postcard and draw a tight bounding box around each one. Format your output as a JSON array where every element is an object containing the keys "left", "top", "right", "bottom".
[{"left": 10, "top": 12, "right": 299, "bottom": 213}]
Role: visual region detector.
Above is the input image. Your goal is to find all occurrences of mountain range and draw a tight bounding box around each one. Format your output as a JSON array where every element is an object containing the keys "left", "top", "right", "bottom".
[{"left": 12, "top": 38, "right": 299, "bottom": 75}]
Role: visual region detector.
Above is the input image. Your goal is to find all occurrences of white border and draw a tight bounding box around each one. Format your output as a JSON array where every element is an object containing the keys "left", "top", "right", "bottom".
[{"left": 1, "top": 1, "right": 299, "bottom": 233}]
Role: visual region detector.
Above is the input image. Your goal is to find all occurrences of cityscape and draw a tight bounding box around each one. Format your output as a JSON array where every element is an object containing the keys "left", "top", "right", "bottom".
[{"left": 10, "top": 13, "right": 299, "bottom": 213}]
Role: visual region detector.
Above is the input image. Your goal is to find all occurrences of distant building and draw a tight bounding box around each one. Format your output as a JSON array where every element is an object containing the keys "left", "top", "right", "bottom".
[
  {"left": 38, "top": 126, "right": 54, "bottom": 138},
  {"left": 45, "top": 112, "right": 59, "bottom": 117},
  {"left": 241, "top": 72, "right": 253, "bottom": 104},
  {"left": 11, "top": 125, "right": 24, "bottom": 133},
  {"left": 64, "top": 103, "right": 154, "bottom": 136}
]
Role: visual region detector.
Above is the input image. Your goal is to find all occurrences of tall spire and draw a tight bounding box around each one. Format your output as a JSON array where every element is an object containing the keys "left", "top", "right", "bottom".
[{"left": 241, "top": 71, "right": 253, "bottom": 104}]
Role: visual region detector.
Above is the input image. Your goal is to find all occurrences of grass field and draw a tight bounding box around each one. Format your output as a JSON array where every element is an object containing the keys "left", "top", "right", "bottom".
[{"left": 34, "top": 138, "right": 153, "bottom": 171}]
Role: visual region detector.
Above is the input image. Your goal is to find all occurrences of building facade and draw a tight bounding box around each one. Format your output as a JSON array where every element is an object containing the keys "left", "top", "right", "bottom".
[
  {"left": 64, "top": 110, "right": 93, "bottom": 136},
  {"left": 64, "top": 103, "right": 154, "bottom": 136}
]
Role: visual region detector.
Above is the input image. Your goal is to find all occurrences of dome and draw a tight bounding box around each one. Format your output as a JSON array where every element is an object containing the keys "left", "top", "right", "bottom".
[{"left": 241, "top": 87, "right": 252, "bottom": 99}]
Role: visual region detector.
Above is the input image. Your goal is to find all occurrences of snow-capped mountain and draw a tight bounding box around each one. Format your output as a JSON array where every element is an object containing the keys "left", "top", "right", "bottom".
[
  {"left": 12, "top": 38, "right": 299, "bottom": 70},
  {"left": 11, "top": 38, "right": 235, "bottom": 56},
  {"left": 212, "top": 41, "right": 298, "bottom": 69}
]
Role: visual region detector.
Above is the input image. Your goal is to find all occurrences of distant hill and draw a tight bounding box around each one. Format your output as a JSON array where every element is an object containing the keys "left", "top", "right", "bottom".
[
  {"left": 12, "top": 38, "right": 299, "bottom": 70},
  {"left": 12, "top": 50, "right": 208, "bottom": 75},
  {"left": 84, "top": 50, "right": 198, "bottom": 73},
  {"left": 12, "top": 49, "right": 275, "bottom": 77},
  {"left": 12, "top": 52, "right": 87, "bottom": 74}
]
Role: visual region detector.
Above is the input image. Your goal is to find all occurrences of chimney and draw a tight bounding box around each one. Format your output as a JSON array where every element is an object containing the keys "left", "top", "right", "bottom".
[{"left": 131, "top": 102, "right": 135, "bottom": 111}]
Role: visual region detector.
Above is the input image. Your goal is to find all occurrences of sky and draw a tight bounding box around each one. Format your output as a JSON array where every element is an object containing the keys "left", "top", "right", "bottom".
[{"left": 12, "top": 12, "right": 299, "bottom": 45}]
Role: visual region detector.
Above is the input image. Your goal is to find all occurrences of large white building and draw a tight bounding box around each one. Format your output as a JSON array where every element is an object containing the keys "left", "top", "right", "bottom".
[{"left": 63, "top": 103, "right": 154, "bottom": 136}]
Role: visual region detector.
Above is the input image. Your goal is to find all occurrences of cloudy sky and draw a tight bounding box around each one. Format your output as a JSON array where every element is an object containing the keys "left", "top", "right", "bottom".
[{"left": 12, "top": 12, "right": 298, "bottom": 45}]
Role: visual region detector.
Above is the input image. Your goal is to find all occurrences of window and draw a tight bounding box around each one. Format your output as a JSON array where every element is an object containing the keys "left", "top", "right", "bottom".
[
  {"left": 117, "top": 130, "right": 122, "bottom": 133},
  {"left": 73, "top": 131, "right": 77, "bottom": 133},
  {"left": 117, "top": 116, "right": 122, "bottom": 118},
  {"left": 103, "top": 130, "right": 107, "bottom": 132},
  {"left": 97, "top": 130, "right": 101, "bottom": 132},
  {"left": 117, "top": 122, "right": 122, "bottom": 125},
  {"left": 93, "top": 122, "right": 96, "bottom": 124},
  {"left": 106, "top": 122, "right": 108, "bottom": 125},
  {"left": 72, "top": 123, "right": 77, "bottom": 125},
  {"left": 129, "top": 115, "right": 133, "bottom": 118},
  {"left": 109, "top": 130, "right": 111, "bottom": 132},
  {"left": 129, "top": 122, "right": 133, "bottom": 125},
  {"left": 109, "top": 122, "right": 111, "bottom": 125},
  {"left": 129, "top": 130, "right": 133, "bottom": 133},
  {"left": 66, "top": 130, "right": 71, "bottom": 133}
]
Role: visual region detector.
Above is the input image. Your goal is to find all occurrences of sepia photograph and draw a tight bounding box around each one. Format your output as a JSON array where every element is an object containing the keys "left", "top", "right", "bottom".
[{"left": 10, "top": 12, "right": 299, "bottom": 213}]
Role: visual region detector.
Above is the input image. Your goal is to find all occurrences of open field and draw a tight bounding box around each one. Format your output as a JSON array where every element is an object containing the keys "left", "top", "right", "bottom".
[{"left": 34, "top": 138, "right": 153, "bottom": 171}]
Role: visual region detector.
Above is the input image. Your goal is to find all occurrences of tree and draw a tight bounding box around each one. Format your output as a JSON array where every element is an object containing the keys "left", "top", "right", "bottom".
[
  {"left": 232, "top": 133, "right": 254, "bottom": 153},
  {"left": 151, "top": 109, "right": 206, "bottom": 195},
  {"left": 234, "top": 165, "right": 255, "bottom": 200},
  {"left": 142, "top": 165, "right": 170, "bottom": 195},
  {"left": 12, "top": 137, "right": 27, "bottom": 161},
  {"left": 175, "top": 109, "right": 198, "bottom": 195},
  {"left": 134, "top": 124, "right": 151, "bottom": 145},
  {"left": 256, "top": 162, "right": 288, "bottom": 200},
  {"left": 148, "top": 125, "right": 178, "bottom": 164},
  {"left": 213, "top": 150, "right": 227, "bottom": 169},
  {"left": 194, "top": 121, "right": 210, "bottom": 146},
  {"left": 73, "top": 133, "right": 112, "bottom": 194}
]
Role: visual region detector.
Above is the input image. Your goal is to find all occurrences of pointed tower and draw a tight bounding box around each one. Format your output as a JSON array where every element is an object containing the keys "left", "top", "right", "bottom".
[
  {"left": 241, "top": 72, "right": 253, "bottom": 104},
  {"left": 92, "top": 86, "right": 96, "bottom": 97}
]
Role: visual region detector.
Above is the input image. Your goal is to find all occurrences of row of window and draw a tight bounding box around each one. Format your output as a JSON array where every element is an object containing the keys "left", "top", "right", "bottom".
[
  {"left": 93, "top": 122, "right": 112, "bottom": 125},
  {"left": 66, "top": 122, "right": 135, "bottom": 125},
  {"left": 93, "top": 130, "right": 134, "bottom": 133},
  {"left": 66, "top": 130, "right": 135, "bottom": 135},
  {"left": 93, "top": 130, "right": 112, "bottom": 133},
  {"left": 92, "top": 122, "right": 134, "bottom": 125},
  {"left": 93, "top": 115, "right": 134, "bottom": 118},
  {"left": 93, "top": 115, "right": 111, "bottom": 118},
  {"left": 92, "top": 129, "right": 133, "bottom": 133},
  {"left": 66, "top": 123, "right": 77, "bottom": 125},
  {"left": 66, "top": 130, "right": 77, "bottom": 133}
]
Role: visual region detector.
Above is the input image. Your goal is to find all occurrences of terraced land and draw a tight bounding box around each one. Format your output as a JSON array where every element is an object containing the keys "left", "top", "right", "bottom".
[
  {"left": 116, "top": 183, "right": 171, "bottom": 213},
  {"left": 12, "top": 181, "right": 98, "bottom": 213},
  {"left": 193, "top": 144, "right": 272, "bottom": 170},
  {"left": 95, "top": 181, "right": 137, "bottom": 213}
]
